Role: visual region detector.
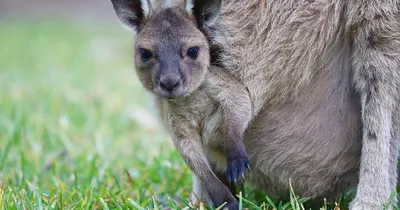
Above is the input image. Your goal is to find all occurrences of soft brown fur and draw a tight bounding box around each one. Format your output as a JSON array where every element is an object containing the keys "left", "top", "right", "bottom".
[{"left": 111, "top": 0, "right": 400, "bottom": 209}]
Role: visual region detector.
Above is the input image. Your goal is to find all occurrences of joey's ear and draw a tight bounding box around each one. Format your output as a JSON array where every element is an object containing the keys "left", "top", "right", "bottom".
[
  {"left": 185, "top": 0, "right": 222, "bottom": 28},
  {"left": 111, "top": 0, "right": 151, "bottom": 31}
]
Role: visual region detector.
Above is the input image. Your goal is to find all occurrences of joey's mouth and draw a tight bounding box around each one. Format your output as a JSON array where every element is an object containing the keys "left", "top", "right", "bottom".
[{"left": 153, "top": 85, "right": 187, "bottom": 98}]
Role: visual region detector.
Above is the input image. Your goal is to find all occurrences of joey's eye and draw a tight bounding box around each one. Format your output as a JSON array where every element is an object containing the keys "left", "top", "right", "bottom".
[
  {"left": 187, "top": 47, "right": 199, "bottom": 59},
  {"left": 139, "top": 48, "right": 152, "bottom": 61}
]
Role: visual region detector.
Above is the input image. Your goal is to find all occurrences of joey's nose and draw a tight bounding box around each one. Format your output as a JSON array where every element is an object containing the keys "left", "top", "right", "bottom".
[{"left": 159, "top": 74, "right": 181, "bottom": 91}]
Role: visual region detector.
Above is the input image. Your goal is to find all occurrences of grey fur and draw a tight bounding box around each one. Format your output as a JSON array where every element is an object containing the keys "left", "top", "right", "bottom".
[
  {"left": 209, "top": 0, "right": 400, "bottom": 209},
  {"left": 111, "top": 0, "right": 400, "bottom": 209}
]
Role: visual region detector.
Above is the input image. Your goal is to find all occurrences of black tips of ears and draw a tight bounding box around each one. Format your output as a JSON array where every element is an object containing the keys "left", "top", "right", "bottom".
[{"left": 110, "top": 0, "right": 146, "bottom": 31}]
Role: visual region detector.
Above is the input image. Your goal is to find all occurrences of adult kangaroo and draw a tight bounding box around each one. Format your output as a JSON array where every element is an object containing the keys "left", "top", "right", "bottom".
[{"left": 110, "top": 0, "right": 400, "bottom": 209}]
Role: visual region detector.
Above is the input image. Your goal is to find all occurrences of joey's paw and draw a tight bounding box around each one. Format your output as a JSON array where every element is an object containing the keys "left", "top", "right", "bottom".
[{"left": 227, "top": 155, "right": 251, "bottom": 186}]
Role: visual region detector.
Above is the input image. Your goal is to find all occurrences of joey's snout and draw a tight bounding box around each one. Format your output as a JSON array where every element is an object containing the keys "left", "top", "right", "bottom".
[
  {"left": 159, "top": 74, "right": 181, "bottom": 92},
  {"left": 155, "top": 73, "right": 185, "bottom": 98},
  {"left": 153, "top": 58, "right": 187, "bottom": 98}
]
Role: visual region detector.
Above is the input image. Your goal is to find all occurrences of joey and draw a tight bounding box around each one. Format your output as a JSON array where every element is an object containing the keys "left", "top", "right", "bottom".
[{"left": 111, "top": 0, "right": 253, "bottom": 209}]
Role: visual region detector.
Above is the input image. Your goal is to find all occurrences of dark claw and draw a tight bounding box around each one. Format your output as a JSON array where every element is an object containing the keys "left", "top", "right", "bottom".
[
  {"left": 245, "top": 162, "right": 251, "bottom": 172},
  {"left": 227, "top": 166, "right": 232, "bottom": 184},
  {"left": 227, "top": 155, "right": 251, "bottom": 187}
]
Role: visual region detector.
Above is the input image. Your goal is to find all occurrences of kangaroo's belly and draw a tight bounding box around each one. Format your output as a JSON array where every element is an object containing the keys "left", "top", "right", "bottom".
[
  {"left": 244, "top": 61, "right": 362, "bottom": 199},
  {"left": 213, "top": 0, "right": 361, "bottom": 199}
]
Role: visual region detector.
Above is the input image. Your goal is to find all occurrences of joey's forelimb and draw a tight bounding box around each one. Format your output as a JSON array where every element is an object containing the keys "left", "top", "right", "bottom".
[{"left": 205, "top": 67, "right": 253, "bottom": 188}]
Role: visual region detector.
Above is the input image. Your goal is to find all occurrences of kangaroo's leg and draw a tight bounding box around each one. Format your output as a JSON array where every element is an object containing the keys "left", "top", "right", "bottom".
[{"left": 347, "top": 1, "right": 400, "bottom": 209}]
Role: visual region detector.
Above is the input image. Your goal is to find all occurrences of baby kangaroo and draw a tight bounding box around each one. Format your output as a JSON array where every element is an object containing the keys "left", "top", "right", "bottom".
[{"left": 111, "top": 0, "right": 251, "bottom": 208}]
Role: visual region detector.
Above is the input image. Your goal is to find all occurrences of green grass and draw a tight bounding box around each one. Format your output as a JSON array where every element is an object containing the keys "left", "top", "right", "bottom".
[
  {"left": 0, "top": 19, "right": 192, "bottom": 209},
  {"left": 0, "top": 19, "right": 396, "bottom": 210}
]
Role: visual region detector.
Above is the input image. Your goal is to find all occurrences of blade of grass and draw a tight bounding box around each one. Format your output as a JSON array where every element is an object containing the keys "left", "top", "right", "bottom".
[
  {"left": 240, "top": 196, "right": 263, "bottom": 210},
  {"left": 168, "top": 197, "right": 178, "bottom": 209},
  {"left": 36, "top": 189, "right": 44, "bottom": 210},
  {"left": 99, "top": 198, "right": 110, "bottom": 210},
  {"left": 0, "top": 128, "right": 17, "bottom": 168},
  {"left": 84, "top": 187, "right": 94, "bottom": 210},
  {"left": 58, "top": 190, "right": 63, "bottom": 210},
  {"left": 128, "top": 198, "right": 146, "bottom": 210},
  {"left": 265, "top": 196, "right": 277, "bottom": 210},
  {"left": 383, "top": 190, "right": 396, "bottom": 210},
  {"left": 152, "top": 196, "right": 159, "bottom": 210},
  {"left": 0, "top": 184, "right": 4, "bottom": 209},
  {"left": 239, "top": 191, "right": 243, "bottom": 210},
  {"left": 215, "top": 202, "right": 227, "bottom": 210},
  {"left": 108, "top": 189, "right": 123, "bottom": 210},
  {"left": 140, "top": 197, "right": 151, "bottom": 206}
]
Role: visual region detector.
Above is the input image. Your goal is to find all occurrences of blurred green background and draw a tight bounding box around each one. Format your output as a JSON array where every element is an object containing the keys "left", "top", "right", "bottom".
[{"left": 0, "top": 1, "right": 196, "bottom": 209}]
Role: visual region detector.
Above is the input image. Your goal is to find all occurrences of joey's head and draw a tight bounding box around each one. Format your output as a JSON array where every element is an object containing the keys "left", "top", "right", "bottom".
[{"left": 111, "top": 0, "right": 221, "bottom": 98}]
